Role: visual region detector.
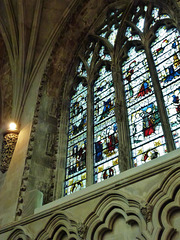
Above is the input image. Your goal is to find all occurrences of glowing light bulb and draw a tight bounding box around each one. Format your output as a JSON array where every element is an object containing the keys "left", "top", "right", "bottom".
[{"left": 9, "top": 122, "right": 17, "bottom": 131}]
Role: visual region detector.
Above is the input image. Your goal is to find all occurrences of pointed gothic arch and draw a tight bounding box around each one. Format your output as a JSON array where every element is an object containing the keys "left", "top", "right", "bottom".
[{"left": 61, "top": 0, "right": 180, "bottom": 198}]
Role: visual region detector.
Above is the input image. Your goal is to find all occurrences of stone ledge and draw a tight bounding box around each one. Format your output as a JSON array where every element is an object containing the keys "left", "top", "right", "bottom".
[
  {"left": 0, "top": 148, "right": 179, "bottom": 234},
  {"left": 35, "top": 148, "right": 180, "bottom": 213}
]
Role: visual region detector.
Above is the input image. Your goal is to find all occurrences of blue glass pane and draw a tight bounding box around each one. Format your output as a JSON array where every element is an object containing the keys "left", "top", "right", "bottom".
[
  {"left": 94, "top": 66, "right": 119, "bottom": 182},
  {"left": 65, "top": 82, "right": 87, "bottom": 195},
  {"left": 122, "top": 47, "right": 167, "bottom": 167},
  {"left": 151, "top": 27, "right": 180, "bottom": 148}
]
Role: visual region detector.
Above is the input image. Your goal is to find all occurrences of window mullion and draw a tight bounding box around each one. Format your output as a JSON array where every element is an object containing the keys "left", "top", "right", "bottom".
[
  {"left": 112, "top": 65, "right": 132, "bottom": 171},
  {"left": 86, "top": 81, "right": 94, "bottom": 186},
  {"left": 144, "top": 45, "right": 176, "bottom": 152}
]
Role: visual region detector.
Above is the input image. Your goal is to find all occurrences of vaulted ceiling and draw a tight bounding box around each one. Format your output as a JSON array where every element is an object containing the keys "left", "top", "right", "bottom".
[
  {"left": 0, "top": 0, "right": 83, "bottom": 126},
  {"left": 0, "top": 0, "right": 179, "bottom": 129},
  {"left": 0, "top": 0, "right": 108, "bottom": 127}
]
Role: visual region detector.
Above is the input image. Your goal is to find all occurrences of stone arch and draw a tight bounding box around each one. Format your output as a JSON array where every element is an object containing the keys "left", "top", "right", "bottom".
[
  {"left": 0, "top": 89, "right": 2, "bottom": 127},
  {"left": 146, "top": 164, "right": 180, "bottom": 240},
  {"left": 7, "top": 226, "right": 32, "bottom": 240},
  {"left": 36, "top": 211, "right": 79, "bottom": 240},
  {"left": 85, "top": 191, "right": 151, "bottom": 240}
]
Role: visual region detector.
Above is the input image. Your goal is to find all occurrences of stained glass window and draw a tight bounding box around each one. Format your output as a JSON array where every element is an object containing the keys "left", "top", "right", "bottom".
[
  {"left": 120, "top": 4, "right": 179, "bottom": 167},
  {"left": 64, "top": 3, "right": 180, "bottom": 196},
  {"left": 94, "top": 66, "right": 119, "bottom": 182},
  {"left": 151, "top": 26, "right": 180, "bottom": 148},
  {"left": 122, "top": 47, "right": 166, "bottom": 167},
  {"left": 65, "top": 75, "right": 87, "bottom": 195},
  {"left": 96, "top": 9, "right": 123, "bottom": 45}
]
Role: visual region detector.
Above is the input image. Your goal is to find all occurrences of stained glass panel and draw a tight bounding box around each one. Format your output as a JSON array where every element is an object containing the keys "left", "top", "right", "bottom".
[
  {"left": 65, "top": 82, "right": 87, "bottom": 195},
  {"left": 96, "top": 8, "right": 123, "bottom": 45},
  {"left": 136, "top": 15, "right": 145, "bottom": 32},
  {"left": 94, "top": 66, "right": 119, "bottom": 182},
  {"left": 130, "top": 5, "right": 146, "bottom": 33},
  {"left": 125, "top": 27, "right": 141, "bottom": 41},
  {"left": 84, "top": 41, "right": 96, "bottom": 66},
  {"left": 122, "top": 47, "right": 167, "bottom": 167},
  {"left": 151, "top": 26, "right": 180, "bottom": 148},
  {"left": 99, "top": 46, "right": 111, "bottom": 61}
]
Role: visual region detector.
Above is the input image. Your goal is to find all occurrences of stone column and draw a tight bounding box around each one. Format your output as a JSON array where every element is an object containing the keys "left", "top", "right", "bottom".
[
  {"left": 86, "top": 81, "right": 94, "bottom": 186},
  {"left": 144, "top": 45, "right": 175, "bottom": 152},
  {"left": 112, "top": 64, "right": 132, "bottom": 171},
  {"left": 55, "top": 97, "right": 70, "bottom": 199}
]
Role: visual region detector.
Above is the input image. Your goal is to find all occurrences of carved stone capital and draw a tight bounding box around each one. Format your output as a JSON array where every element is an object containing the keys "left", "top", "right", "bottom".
[
  {"left": 140, "top": 203, "right": 153, "bottom": 223},
  {"left": 77, "top": 223, "right": 87, "bottom": 240}
]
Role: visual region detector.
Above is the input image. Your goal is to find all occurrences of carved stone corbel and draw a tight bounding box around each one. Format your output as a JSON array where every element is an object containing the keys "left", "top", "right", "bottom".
[
  {"left": 77, "top": 223, "right": 87, "bottom": 240},
  {"left": 0, "top": 132, "right": 19, "bottom": 173},
  {"left": 140, "top": 203, "right": 153, "bottom": 223}
]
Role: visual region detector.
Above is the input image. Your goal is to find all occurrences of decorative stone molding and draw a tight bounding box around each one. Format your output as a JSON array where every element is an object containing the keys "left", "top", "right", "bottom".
[
  {"left": 36, "top": 212, "right": 79, "bottom": 240},
  {"left": 77, "top": 222, "right": 88, "bottom": 240},
  {"left": 85, "top": 191, "right": 150, "bottom": 240},
  {"left": 146, "top": 165, "right": 180, "bottom": 240},
  {"left": 0, "top": 132, "right": 18, "bottom": 173},
  {"left": 140, "top": 203, "right": 153, "bottom": 223},
  {"left": 15, "top": 73, "right": 48, "bottom": 220},
  {"left": 7, "top": 227, "right": 32, "bottom": 240}
]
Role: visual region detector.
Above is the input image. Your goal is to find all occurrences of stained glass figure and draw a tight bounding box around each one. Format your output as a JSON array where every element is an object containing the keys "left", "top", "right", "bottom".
[
  {"left": 65, "top": 4, "right": 180, "bottom": 195},
  {"left": 94, "top": 66, "right": 119, "bottom": 183},
  {"left": 122, "top": 47, "right": 167, "bottom": 167},
  {"left": 65, "top": 80, "right": 87, "bottom": 195},
  {"left": 137, "top": 80, "right": 152, "bottom": 98},
  {"left": 151, "top": 25, "right": 180, "bottom": 148}
]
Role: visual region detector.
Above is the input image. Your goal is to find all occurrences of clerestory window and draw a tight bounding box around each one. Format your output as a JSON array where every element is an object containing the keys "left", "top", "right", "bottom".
[{"left": 64, "top": 2, "right": 180, "bottom": 195}]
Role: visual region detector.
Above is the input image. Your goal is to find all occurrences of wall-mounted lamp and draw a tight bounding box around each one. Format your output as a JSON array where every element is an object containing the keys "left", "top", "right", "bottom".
[
  {"left": 0, "top": 122, "right": 19, "bottom": 173},
  {"left": 9, "top": 122, "right": 18, "bottom": 131}
]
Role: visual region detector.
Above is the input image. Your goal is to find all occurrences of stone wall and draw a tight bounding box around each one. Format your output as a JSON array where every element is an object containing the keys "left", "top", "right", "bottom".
[
  {"left": 0, "top": 1, "right": 180, "bottom": 239},
  {"left": 0, "top": 149, "right": 179, "bottom": 240}
]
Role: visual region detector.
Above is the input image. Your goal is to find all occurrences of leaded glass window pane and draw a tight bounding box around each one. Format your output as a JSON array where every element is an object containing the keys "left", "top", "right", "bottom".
[
  {"left": 64, "top": 3, "right": 180, "bottom": 197},
  {"left": 122, "top": 47, "right": 167, "bottom": 167},
  {"left": 151, "top": 26, "right": 180, "bottom": 148},
  {"left": 65, "top": 82, "right": 87, "bottom": 195},
  {"left": 96, "top": 9, "right": 123, "bottom": 45},
  {"left": 94, "top": 66, "right": 119, "bottom": 182}
]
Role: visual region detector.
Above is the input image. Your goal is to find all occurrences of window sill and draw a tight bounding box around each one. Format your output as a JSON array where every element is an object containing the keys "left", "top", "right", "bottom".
[{"left": 35, "top": 148, "right": 180, "bottom": 214}]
